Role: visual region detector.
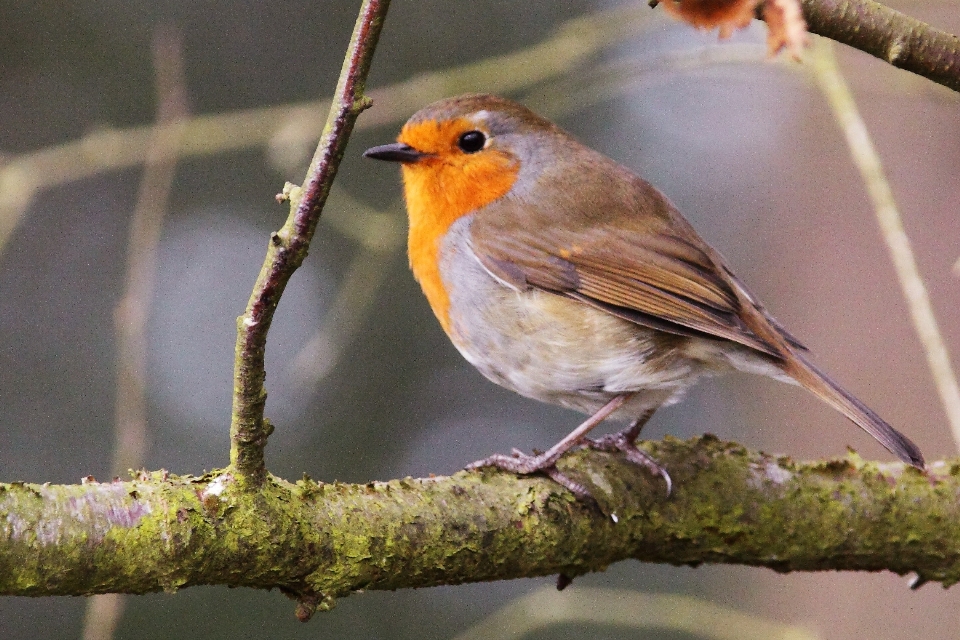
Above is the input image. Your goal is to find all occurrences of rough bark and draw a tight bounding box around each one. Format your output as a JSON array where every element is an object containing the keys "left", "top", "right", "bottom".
[{"left": 2, "top": 437, "right": 957, "bottom": 617}]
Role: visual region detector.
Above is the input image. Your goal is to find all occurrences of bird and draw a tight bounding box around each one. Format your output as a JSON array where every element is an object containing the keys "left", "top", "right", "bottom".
[{"left": 363, "top": 93, "right": 924, "bottom": 497}]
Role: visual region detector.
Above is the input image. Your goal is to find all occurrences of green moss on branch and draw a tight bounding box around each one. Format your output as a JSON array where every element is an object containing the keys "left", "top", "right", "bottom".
[{"left": 2, "top": 436, "right": 959, "bottom": 609}]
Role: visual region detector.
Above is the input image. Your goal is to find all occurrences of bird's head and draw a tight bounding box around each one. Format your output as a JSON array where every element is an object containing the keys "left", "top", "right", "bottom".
[{"left": 364, "top": 94, "right": 564, "bottom": 228}]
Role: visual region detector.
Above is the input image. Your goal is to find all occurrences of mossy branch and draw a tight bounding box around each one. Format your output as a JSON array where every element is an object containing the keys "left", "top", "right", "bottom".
[
  {"left": 2, "top": 437, "right": 958, "bottom": 618},
  {"left": 229, "top": 0, "right": 390, "bottom": 486}
]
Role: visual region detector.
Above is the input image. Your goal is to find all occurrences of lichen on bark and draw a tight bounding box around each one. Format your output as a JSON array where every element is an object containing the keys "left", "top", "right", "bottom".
[{"left": 3, "top": 436, "right": 960, "bottom": 606}]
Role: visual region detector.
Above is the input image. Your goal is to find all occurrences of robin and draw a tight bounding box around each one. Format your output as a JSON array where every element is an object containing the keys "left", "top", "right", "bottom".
[{"left": 363, "top": 94, "right": 924, "bottom": 497}]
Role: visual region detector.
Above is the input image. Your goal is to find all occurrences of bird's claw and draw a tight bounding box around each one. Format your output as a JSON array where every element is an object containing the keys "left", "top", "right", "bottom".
[
  {"left": 466, "top": 418, "right": 671, "bottom": 500},
  {"left": 585, "top": 432, "right": 672, "bottom": 496},
  {"left": 467, "top": 449, "right": 597, "bottom": 500},
  {"left": 465, "top": 449, "right": 551, "bottom": 475}
]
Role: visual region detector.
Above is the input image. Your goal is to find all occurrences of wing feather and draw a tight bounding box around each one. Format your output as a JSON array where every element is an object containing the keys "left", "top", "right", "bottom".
[{"left": 469, "top": 202, "right": 794, "bottom": 356}]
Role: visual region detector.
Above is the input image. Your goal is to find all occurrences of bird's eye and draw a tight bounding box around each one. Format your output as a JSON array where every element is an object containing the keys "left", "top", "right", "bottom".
[{"left": 457, "top": 130, "right": 486, "bottom": 153}]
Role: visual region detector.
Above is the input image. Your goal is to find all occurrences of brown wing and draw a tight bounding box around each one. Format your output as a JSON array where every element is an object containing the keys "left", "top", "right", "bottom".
[
  {"left": 475, "top": 222, "right": 783, "bottom": 357},
  {"left": 468, "top": 155, "right": 796, "bottom": 359}
]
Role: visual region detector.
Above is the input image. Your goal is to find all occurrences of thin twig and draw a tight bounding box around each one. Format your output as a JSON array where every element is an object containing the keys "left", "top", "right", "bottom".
[
  {"left": 229, "top": 0, "right": 391, "bottom": 485},
  {"left": 81, "top": 25, "right": 189, "bottom": 640},
  {"left": 810, "top": 38, "right": 960, "bottom": 449}
]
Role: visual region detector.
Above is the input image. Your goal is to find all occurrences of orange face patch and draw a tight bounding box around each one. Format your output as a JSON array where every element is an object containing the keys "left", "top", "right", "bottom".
[{"left": 398, "top": 118, "right": 520, "bottom": 334}]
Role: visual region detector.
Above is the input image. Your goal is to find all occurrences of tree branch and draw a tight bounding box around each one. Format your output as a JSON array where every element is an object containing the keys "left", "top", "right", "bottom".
[
  {"left": 229, "top": 0, "right": 390, "bottom": 486},
  {"left": 797, "top": 0, "right": 960, "bottom": 92},
  {"left": 2, "top": 437, "right": 957, "bottom": 618}
]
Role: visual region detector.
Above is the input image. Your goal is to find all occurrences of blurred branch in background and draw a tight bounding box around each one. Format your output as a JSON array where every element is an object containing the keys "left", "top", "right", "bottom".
[
  {"left": 80, "top": 25, "right": 190, "bottom": 640},
  {"left": 810, "top": 38, "right": 960, "bottom": 451},
  {"left": 2, "top": 2, "right": 955, "bottom": 257},
  {"left": 453, "top": 586, "right": 820, "bottom": 640},
  {"left": 0, "top": 5, "right": 658, "bottom": 257},
  {"left": 283, "top": 188, "right": 404, "bottom": 393},
  {"left": 524, "top": 41, "right": 780, "bottom": 119}
]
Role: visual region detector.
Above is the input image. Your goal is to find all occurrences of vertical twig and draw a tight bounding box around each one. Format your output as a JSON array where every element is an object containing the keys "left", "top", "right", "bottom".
[
  {"left": 229, "top": 0, "right": 391, "bottom": 485},
  {"left": 810, "top": 38, "right": 960, "bottom": 450},
  {"left": 81, "top": 25, "right": 189, "bottom": 640}
]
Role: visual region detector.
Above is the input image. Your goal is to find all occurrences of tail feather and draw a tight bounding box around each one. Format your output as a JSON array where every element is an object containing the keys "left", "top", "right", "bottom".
[
  {"left": 706, "top": 243, "right": 922, "bottom": 468},
  {"left": 786, "top": 351, "right": 925, "bottom": 469}
]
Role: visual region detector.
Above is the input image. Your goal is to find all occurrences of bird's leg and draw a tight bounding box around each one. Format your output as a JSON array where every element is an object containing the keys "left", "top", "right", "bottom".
[
  {"left": 466, "top": 394, "right": 631, "bottom": 477},
  {"left": 585, "top": 409, "right": 672, "bottom": 496},
  {"left": 587, "top": 408, "right": 653, "bottom": 448}
]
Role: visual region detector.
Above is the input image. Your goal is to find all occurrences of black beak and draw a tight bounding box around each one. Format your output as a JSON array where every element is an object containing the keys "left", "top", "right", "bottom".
[{"left": 363, "top": 142, "right": 428, "bottom": 163}]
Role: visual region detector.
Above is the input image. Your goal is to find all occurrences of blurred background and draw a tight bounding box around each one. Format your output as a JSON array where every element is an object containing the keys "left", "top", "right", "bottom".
[{"left": 1, "top": 0, "right": 959, "bottom": 638}]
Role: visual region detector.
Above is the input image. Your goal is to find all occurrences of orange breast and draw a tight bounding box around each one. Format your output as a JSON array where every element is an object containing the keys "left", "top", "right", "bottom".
[{"left": 399, "top": 119, "right": 520, "bottom": 334}]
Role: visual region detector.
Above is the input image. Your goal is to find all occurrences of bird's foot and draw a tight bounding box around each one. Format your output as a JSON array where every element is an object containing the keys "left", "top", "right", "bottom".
[
  {"left": 585, "top": 432, "right": 672, "bottom": 496},
  {"left": 465, "top": 447, "right": 559, "bottom": 475},
  {"left": 465, "top": 395, "right": 643, "bottom": 501},
  {"left": 466, "top": 448, "right": 594, "bottom": 500}
]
